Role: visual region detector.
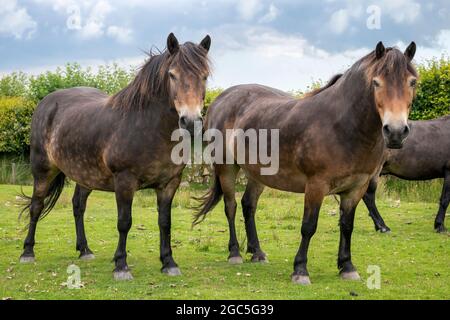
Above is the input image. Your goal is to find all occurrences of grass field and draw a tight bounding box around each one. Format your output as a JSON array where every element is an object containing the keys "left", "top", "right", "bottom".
[{"left": 0, "top": 183, "right": 448, "bottom": 300}]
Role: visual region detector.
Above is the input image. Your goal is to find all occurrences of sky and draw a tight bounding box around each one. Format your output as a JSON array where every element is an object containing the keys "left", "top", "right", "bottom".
[{"left": 0, "top": 0, "right": 449, "bottom": 91}]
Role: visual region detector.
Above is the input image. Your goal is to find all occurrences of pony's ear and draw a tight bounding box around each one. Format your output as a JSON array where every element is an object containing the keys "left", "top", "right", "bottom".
[
  {"left": 404, "top": 41, "right": 416, "bottom": 61},
  {"left": 167, "top": 33, "right": 179, "bottom": 55},
  {"left": 199, "top": 35, "right": 211, "bottom": 52},
  {"left": 375, "top": 41, "right": 385, "bottom": 59}
]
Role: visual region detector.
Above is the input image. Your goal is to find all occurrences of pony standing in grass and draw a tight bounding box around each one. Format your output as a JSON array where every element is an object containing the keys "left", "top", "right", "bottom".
[
  {"left": 20, "top": 33, "right": 211, "bottom": 280},
  {"left": 195, "top": 42, "right": 417, "bottom": 285}
]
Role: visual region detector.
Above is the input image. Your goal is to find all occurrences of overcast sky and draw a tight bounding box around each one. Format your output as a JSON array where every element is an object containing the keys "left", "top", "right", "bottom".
[{"left": 0, "top": 0, "right": 449, "bottom": 91}]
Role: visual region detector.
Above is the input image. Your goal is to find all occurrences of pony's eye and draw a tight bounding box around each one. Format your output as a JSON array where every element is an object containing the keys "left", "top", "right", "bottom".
[
  {"left": 410, "top": 79, "right": 417, "bottom": 87},
  {"left": 373, "top": 79, "right": 380, "bottom": 88},
  {"left": 169, "top": 72, "right": 177, "bottom": 80},
  {"left": 203, "top": 76, "right": 208, "bottom": 81}
]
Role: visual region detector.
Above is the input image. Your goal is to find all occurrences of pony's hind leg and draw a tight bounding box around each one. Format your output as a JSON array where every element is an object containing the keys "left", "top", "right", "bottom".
[
  {"left": 362, "top": 176, "right": 391, "bottom": 233},
  {"left": 435, "top": 169, "right": 450, "bottom": 233},
  {"left": 217, "top": 164, "right": 242, "bottom": 264},
  {"left": 20, "top": 173, "right": 57, "bottom": 263},
  {"left": 72, "top": 184, "right": 94, "bottom": 260},
  {"left": 241, "top": 178, "right": 267, "bottom": 262}
]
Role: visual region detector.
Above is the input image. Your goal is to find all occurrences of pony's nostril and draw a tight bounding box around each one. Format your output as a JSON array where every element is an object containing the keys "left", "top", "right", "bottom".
[
  {"left": 383, "top": 124, "right": 391, "bottom": 136},
  {"left": 403, "top": 125, "right": 410, "bottom": 136},
  {"left": 179, "top": 116, "right": 187, "bottom": 127}
]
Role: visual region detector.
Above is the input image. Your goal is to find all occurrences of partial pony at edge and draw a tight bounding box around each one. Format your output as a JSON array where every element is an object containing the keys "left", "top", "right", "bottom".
[{"left": 192, "top": 173, "right": 223, "bottom": 227}]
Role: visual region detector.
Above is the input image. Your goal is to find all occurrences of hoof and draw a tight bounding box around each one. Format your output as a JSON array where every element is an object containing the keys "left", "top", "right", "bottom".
[
  {"left": 228, "top": 256, "right": 244, "bottom": 264},
  {"left": 376, "top": 226, "right": 391, "bottom": 233},
  {"left": 162, "top": 267, "right": 182, "bottom": 276},
  {"left": 79, "top": 253, "right": 95, "bottom": 261},
  {"left": 291, "top": 274, "right": 311, "bottom": 285},
  {"left": 435, "top": 225, "right": 447, "bottom": 233},
  {"left": 113, "top": 270, "right": 133, "bottom": 281},
  {"left": 251, "top": 254, "right": 269, "bottom": 263},
  {"left": 340, "top": 271, "right": 361, "bottom": 281},
  {"left": 379, "top": 227, "right": 391, "bottom": 233},
  {"left": 19, "top": 255, "right": 35, "bottom": 263}
]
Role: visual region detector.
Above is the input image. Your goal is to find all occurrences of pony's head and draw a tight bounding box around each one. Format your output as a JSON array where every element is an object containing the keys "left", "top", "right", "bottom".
[
  {"left": 165, "top": 33, "right": 211, "bottom": 135},
  {"left": 365, "top": 41, "right": 417, "bottom": 149}
]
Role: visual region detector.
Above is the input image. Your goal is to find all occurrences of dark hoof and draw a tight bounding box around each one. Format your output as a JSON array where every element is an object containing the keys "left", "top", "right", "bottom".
[
  {"left": 19, "top": 254, "right": 35, "bottom": 263},
  {"left": 435, "top": 225, "right": 447, "bottom": 233},
  {"left": 291, "top": 274, "right": 311, "bottom": 285},
  {"left": 340, "top": 271, "right": 361, "bottom": 281},
  {"left": 113, "top": 270, "right": 133, "bottom": 281},
  {"left": 251, "top": 253, "right": 269, "bottom": 263},
  {"left": 228, "top": 256, "right": 244, "bottom": 264},
  {"left": 162, "top": 267, "right": 182, "bottom": 276},
  {"left": 79, "top": 253, "right": 95, "bottom": 261}
]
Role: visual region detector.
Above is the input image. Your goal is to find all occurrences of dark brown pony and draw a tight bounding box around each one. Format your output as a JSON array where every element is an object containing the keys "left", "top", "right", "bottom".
[
  {"left": 364, "top": 116, "right": 450, "bottom": 233},
  {"left": 195, "top": 42, "right": 417, "bottom": 285},
  {"left": 19, "top": 33, "right": 211, "bottom": 280}
]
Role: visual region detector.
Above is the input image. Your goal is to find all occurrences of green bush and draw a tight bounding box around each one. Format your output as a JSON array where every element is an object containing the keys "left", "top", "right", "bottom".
[
  {"left": 411, "top": 56, "right": 450, "bottom": 120},
  {"left": 0, "top": 97, "right": 35, "bottom": 153},
  {"left": 27, "top": 63, "right": 135, "bottom": 102},
  {"left": 0, "top": 72, "right": 28, "bottom": 97}
]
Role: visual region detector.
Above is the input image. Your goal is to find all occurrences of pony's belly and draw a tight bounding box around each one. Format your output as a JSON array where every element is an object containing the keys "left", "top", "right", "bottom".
[
  {"left": 328, "top": 173, "right": 371, "bottom": 195},
  {"left": 242, "top": 165, "right": 307, "bottom": 193},
  {"left": 50, "top": 155, "right": 114, "bottom": 191},
  {"left": 65, "top": 167, "right": 114, "bottom": 191}
]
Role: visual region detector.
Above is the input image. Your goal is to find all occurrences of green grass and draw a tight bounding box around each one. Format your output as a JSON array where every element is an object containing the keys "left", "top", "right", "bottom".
[{"left": 0, "top": 184, "right": 448, "bottom": 300}]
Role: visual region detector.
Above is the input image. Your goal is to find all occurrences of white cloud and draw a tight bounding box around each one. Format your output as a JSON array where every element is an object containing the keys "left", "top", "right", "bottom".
[
  {"left": 259, "top": 4, "right": 279, "bottom": 23},
  {"left": 237, "top": 0, "right": 262, "bottom": 21},
  {"left": 329, "top": 9, "right": 350, "bottom": 34},
  {"left": 380, "top": 0, "right": 421, "bottom": 24},
  {"left": 435, "top": 29, "right": 450, "bottom": 52},
  {"left": 0, "top": 0, "right": 37, "bottom": 39},
  {"left": 328, "top": 3, "right": 363, "bottom": 34},
  {"left": 77, "top": 0, "right": 113, "bottom": 39},
  {"left": 107, "top": 26, "right": 133, "bottom": 44},
  {"left": 206, "top": 25, "right": 364, "bottom": 91},
  {"left": 33, "top": 0, "right": 133, "bottom": 43}
]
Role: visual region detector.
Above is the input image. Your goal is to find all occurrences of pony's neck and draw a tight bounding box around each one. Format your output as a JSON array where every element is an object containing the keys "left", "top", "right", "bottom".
[{"left": 337, "top": 70, "right": 383, "bottom": 147}]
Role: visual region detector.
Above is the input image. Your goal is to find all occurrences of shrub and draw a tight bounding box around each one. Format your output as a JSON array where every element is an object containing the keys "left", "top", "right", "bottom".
[
  {"left": 203, "top": 87, "right": 223, "bottom": 113},
  {"left": 411, "top": 56, "right": 450, "bottom": 120},
  {"left": 27, "top": 63, "right": 135, "bottom": 102},
  {"left": 0, "top": 72, "right": 28, "bottom": 97},
  {"left": 0, "top": 97, "right": 35, "bottom": 153}
]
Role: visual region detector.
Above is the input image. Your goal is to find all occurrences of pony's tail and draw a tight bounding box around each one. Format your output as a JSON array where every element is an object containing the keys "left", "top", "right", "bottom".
[
  {"left": 192, "top": 173, "right": 223, "bottom": 226},
  {"left": 19, "top": 172, "right": 66, "bottom": 223}
]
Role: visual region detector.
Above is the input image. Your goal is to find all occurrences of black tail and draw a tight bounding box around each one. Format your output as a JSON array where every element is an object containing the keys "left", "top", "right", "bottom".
[
  {"left": 192, "top": 173, "right": 223, "bottom": 226},
  {"left": 19, "top": 172, "right": 66, "bottom": 222}
]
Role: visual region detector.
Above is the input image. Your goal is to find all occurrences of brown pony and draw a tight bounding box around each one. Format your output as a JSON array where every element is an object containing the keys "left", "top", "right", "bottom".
[
  {"left": 195, "top": 42, "right": 417, "bottom": 285},
  {"left": 19, "top": 33, "right": 211, "bottom": 280}
]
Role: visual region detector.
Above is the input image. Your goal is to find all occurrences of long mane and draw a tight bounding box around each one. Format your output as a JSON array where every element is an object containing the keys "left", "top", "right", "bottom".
[
  {"left": 107, "top": 42, "right": 210, "bottom": 111},
  {"left": 354, "top": 47, "right": 418, "bottom": 85}
]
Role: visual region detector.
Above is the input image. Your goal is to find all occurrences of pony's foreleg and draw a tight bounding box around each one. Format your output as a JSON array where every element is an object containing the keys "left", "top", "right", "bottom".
[
  {"left": 337, "top": 188, "right": 366, "bottom": 281},
  {"left": 435, "top": 169, "right": 450, "bottom": 233},
  {"left": 241, "top": 178, "right": 266, "bottom": 262},
  {"left": 362, "top": 176, "right": 391, "bottom": 233},
  {"left": 156, "top": 175, "right": 182, "bottom": 276},
  {"left": 112, "top": 172, "right": 137, "bottom": 281},
  {"left": 292, "top": 182, "right": 326, "bottom": 285},
  {"left": 72, "top": 184, "right": 94, "bottom": 260}
]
